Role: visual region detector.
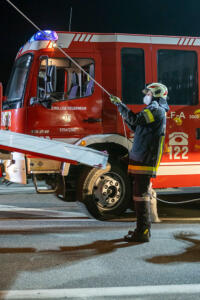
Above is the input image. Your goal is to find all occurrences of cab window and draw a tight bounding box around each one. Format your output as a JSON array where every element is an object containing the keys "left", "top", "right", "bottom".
[
  {"left": 38, "top": 58, "right": 95, "bottom": 101},
  {"left": 157, "top": 50, "right": 198, "bottom": 105},
  {"left": 121, "top": 48, "right": 145, "bottom": 104}
]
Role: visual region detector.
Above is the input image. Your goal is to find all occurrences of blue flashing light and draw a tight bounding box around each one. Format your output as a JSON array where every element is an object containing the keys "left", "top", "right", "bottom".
[{"left": 29, "top": 30, "right": 58, "bottom": 42}]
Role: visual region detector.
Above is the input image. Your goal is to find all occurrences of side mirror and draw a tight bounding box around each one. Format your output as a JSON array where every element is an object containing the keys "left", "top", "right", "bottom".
[
  {"left": 46, "top": 65, "right": 57, "bottom": 94},
  {"left": 30, "top": 97, "right": 38, "bottom": 106},
  {"left": 30, "top": 96, "right": 51, "bottom": 109},
  {"left": 37, "top": 57, "right": 57, "bottom": 101}
]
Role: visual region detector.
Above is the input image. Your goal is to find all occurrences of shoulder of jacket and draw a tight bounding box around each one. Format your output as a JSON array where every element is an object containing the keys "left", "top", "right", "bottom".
[{"left": 147, "top": 101, "right": 159, "bottom": 110}]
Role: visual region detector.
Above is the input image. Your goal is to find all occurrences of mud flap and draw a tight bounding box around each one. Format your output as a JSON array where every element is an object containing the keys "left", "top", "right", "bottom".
[{"left": 4, "top": 152, "right": 27, "bottom": 184}]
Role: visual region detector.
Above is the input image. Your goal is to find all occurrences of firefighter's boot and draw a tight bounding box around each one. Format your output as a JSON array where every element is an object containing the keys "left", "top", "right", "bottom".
[
  {"left": 124, "top": 200, "right": 151, "bottom": 243},
  {"left": 150, "top": 188, "right": 161, "bottom": 223}
]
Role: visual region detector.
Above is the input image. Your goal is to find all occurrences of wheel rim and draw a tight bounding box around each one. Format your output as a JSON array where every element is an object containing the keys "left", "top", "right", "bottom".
[{"left": 92, "top": 171, "right": 126, "bottom": 210}]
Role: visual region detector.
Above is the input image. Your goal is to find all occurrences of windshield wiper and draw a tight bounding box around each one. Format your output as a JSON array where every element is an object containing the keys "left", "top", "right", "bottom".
[{"left": 2, "top": 99, "right": 22, "bottom": 109}]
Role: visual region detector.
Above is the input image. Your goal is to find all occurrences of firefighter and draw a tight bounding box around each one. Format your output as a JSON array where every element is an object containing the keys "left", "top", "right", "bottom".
[{"left": 110, "top": 83, "right": 169, "bottom": 242}]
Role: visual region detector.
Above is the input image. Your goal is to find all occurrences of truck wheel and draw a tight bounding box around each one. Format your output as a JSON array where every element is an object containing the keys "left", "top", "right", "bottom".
[{"left": 77, "top": 162, "right": 131, "bottom": 220}]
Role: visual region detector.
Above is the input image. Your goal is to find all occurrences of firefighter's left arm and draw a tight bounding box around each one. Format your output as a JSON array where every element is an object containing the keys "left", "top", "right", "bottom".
[
  {"left": 136, "top": 101, "right": 163, "bottom": 126},
  {"left": 134, "top": 108, "right": 159, "bottom": 127},
  {"left": 141, "top": 108, "right": 156, "bottom": 125}
]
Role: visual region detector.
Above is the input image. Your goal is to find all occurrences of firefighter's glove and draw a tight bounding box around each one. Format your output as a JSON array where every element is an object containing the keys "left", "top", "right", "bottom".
[{"left": 110, "top": 95, "right": 122, "bottom": 105}]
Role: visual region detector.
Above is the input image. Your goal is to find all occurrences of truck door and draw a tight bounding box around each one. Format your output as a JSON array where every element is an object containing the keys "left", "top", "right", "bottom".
[
  {"left": 26, "top": 53, "right": 102, "bottom": 142},
  {"left": 151, "top": 45, "right": 200, "bottom": 188}
]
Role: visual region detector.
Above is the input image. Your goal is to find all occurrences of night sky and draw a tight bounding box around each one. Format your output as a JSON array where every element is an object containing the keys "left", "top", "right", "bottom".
[{"left": 1, "top": 0, "right": 200, "bottom": 88}]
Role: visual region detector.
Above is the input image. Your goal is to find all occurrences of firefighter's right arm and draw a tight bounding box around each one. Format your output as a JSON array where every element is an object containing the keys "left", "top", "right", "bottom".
[
  {"left": 117, "top": 103, "right": 137, "bottom": 128},
  {"left": 118, "top": 103, "right": 156, "bottom": 129},
  {"left": 109, "top": 95, "right": 137, "bottom": 129}
]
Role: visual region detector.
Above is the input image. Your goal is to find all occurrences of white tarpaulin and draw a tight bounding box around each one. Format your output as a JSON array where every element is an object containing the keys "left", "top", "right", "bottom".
[{"left": 0, "top": 130, "right": 108, "bottom": 169}]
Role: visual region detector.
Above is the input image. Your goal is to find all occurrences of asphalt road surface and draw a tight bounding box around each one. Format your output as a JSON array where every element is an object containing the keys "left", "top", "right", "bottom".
[{"left": 0, "top": 183, "right": 199, "bottom": 300}]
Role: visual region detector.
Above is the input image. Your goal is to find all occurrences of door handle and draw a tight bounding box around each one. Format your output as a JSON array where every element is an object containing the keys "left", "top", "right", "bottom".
[{"left": 196, "top": 128, "right": 200, "bottom": 140}]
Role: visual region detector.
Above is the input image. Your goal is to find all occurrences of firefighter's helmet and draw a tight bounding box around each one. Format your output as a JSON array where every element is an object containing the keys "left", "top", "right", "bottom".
[{"left": 143, "top": 83, "right": 168, "bottom": 99}]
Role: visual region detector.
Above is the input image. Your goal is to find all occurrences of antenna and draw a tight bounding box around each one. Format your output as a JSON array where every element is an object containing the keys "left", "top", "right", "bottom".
[{"left": 69, "top": 6, "right": 72, "bottom": 32}]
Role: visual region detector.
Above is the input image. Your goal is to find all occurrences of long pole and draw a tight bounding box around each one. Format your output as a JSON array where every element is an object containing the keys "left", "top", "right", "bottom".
[
  {"left": 5, "top": 0, "right": 129, "bottom": 142},
  {"left": 69, "top": 7, "right": 72, "bottom": 32},
  {"left": 5, "top": 0, "right": 111, "bottom": 97}
]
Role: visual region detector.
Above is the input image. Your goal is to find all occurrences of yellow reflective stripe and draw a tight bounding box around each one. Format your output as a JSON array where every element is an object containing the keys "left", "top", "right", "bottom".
[
  {"left": 156, "top": 136, "right": 165, "bottom": 169},
  {"left": 143, "top": 109, "right": 155, "bottom": 123},
  {"left": 128, "top": 165, "right": 156, "bottom": 172}
]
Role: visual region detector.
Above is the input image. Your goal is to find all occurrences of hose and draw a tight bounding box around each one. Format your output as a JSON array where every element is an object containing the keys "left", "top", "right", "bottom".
[{"left": 157, "top": 196, "right": 200, "bottom": 205}]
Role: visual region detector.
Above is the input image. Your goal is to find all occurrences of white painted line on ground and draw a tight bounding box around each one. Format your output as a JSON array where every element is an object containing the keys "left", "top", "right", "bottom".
[
  {"left": 0, "top": 219, "right": 97, "bottom": 226},
  {"left": 1, "top": 284, "right": 200, "bottom": 299},
  {"left": 0, "top": 204, "right": 87, "bottom": 218},
  {"left": 0, "top": 204, "right": 60, "bottom": 212},
  {"left": 0, "top": 185, "right": 51, "bottom": 194},
  {"left": 0, "top": 186, "right": 38, "bottom": 194}
]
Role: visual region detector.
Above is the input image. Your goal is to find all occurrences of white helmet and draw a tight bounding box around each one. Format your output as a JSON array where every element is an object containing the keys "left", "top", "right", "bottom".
[{"left": 143, "top": 83, "right": 168, "bottom": 99}]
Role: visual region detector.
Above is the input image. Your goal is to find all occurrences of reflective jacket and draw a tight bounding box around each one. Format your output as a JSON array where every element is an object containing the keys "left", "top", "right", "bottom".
[{"left": 118, "top": 98, "right": 169, "bottom": 177}]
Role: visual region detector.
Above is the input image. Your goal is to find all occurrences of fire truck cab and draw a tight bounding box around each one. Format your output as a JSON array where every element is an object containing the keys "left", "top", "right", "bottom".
[{"left": 1, "top": 30, "right": 200, "bottom": 219}]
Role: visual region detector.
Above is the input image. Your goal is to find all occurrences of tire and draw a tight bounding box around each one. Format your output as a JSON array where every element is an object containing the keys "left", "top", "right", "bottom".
[{"left": 77, "top": 162, "right": 131, "bottom": 220}]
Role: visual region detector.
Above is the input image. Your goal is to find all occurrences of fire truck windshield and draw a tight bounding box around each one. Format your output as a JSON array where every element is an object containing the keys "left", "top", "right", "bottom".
[{"left": 4, "top": 54, "right": 33, "bottom": 109}]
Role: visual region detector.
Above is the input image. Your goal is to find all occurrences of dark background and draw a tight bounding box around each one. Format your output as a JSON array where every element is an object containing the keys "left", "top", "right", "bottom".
[{"left": 1, "top": 0, "right": 200, "bottom": 89}]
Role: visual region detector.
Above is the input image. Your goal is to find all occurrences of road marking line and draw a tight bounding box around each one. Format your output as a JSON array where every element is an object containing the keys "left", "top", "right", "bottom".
[
  {"left": 0, "top": 204, "right": 60, "bottom": 212},
  {"left": 161, "top": 217, "right": 200, "bottom": 221},
  {"left": 0, "top": 186, "right": 37, "bottom": 194},
  {"left": 1, "top": 284, "right": 200, "bottom": 299},
  {"left": 0, "top": 205, "right": 88, "bottom": 218}
]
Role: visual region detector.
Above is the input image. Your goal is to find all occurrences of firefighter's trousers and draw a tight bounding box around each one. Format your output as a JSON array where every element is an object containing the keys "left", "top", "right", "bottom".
[{"left": 131, "top": 174, "right": 160, "bottom": 231}]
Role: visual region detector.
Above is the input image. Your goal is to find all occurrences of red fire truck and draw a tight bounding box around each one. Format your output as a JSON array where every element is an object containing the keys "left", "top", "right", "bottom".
[{"left": 1, "top": 30, "right": 200, "bottom": 218}]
